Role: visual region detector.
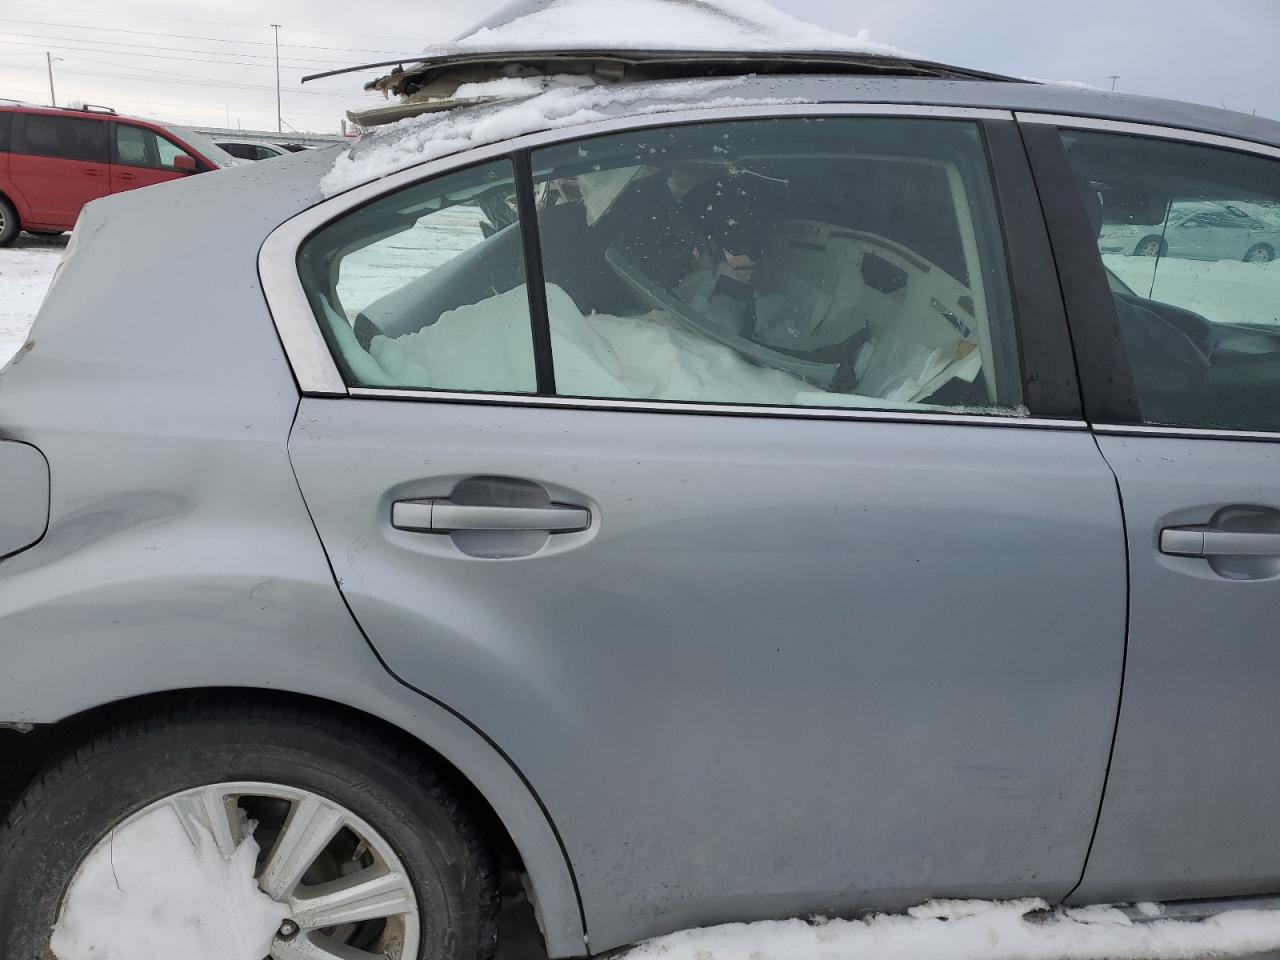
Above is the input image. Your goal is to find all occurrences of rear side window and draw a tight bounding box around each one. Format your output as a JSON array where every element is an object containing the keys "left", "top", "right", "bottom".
[
  {"left": 298, "top": 159, "right": 536, "bottom": 393},
  {"left": 529, "top": 118, "right": 1022, "bottom": 413},
  {"left": 20, "top": 114, "right": 109, "bottom": 163},
  {"left": 1062, "top": 130, "right": 1280, "bottom": 431},
  {"left": 0, "top": 112, "right": 11, "bottom": 153},
  {"left": 219, "top": 142, "right": 256, "bottom": 160},
  {"left": 298, "top": 117, "right": 1024, "bottom": 416}
]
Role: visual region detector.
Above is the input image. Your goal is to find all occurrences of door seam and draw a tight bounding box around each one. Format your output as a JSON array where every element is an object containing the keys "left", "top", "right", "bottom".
[
  {"left": 1063, "top": 430, "right": 1132, "bottom": 904},
  {"left": 281, "top": 396, "right": 592, "bottom": 952}
]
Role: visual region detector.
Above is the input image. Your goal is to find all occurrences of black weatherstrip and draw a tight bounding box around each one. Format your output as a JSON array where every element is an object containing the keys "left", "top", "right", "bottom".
[
  {"left": 982, "top": 119, "right": 1082, "bottom": 419},
  {"left": 513, "top": 149, "right": 557, "bottom": 396},
  {"left": 1019, "top": 123, "right": 1140, "bottom": 424}
]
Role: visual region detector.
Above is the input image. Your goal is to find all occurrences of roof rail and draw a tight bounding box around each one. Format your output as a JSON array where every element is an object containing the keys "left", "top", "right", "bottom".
[{"left": 63, "top": 103, "right": 117, "bottom": 115}]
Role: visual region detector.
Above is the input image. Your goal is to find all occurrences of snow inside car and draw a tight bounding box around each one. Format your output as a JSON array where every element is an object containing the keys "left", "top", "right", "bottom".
[{"left": 4, "top": 1, "right": 1280, "bottom": 959}]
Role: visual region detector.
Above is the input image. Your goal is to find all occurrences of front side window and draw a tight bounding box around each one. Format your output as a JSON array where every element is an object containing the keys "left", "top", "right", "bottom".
[
  {"left": 154, "top": 134, "right": 195, "bottom": 170},
  {"left": 1064, "top": 130, "right": 1280, "bottom": 430},
  {"left": 531, "top": 118, "right": 1022, "bottom": 412},
  {"left": 115, "top": 124, "right": 197, "bottom": 171},
  {"left": 298, "top": 159, "right": 535, "bottom": 393},
  {"left": 20, "top": 114, "right": 109, "bottom": 163}
]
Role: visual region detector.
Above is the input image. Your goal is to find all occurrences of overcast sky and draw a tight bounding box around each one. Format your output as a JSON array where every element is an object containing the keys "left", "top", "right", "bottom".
[{"left": 0, "top": 0, "right": 1275, "bottom": 136}]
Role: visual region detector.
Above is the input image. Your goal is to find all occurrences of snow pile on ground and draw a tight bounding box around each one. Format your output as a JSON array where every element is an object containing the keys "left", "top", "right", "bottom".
[
  {"left": 434, "top": 0, "right": 911, "bottom": 58},
  {"left": 1105, "top": 253, "right": 1280, "bottom": 328},
  {"left": 322, "top": 75, "right": 801, "bottom": 195},
  {"left": 622, "top": 898, "right": 1280, "bottom": 960},
  {"left": 49, "top": 805, "right": 286, "bottom": 960},
  {"left": 0, "top": 240, "right": 62, "bottom": 365}
]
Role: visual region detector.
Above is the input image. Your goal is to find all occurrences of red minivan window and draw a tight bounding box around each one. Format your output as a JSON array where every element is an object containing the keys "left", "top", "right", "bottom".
[
  {"left": 111, "top": 122, "right": 201, "bottom": 194},
  {"left": 10, "top": 113, "right": 112, "bottom": 229}
]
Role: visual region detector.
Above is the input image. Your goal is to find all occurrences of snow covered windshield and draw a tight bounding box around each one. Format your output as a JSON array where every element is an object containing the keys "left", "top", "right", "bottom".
[{"left": 300, "top": 116, "right": 1025, "bottom": 415}]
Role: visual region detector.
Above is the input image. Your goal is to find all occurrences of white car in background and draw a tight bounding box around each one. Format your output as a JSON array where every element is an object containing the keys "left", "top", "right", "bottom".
[
  {"left": 1099, "top": 199, "right": 1279, "bottom": 262},
  {"left": 214, "top": 139, "right": 311, "bottom": 161}
]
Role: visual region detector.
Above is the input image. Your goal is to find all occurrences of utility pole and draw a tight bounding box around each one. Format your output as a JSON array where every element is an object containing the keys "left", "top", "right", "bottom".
[
  {"left": 1108, "top": 75, "right": 1121, "bottom": 91},
  {"left": 46, "top": 52, "right": 61, "bottom": 107},
  {"left": 270, "top": 24, "right": 283, "bottom": 133}
]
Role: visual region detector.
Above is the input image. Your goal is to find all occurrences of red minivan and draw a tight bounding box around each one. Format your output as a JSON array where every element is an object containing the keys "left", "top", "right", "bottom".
[{"left": 0, "top": 102, "right": 238, "bottom": 245}]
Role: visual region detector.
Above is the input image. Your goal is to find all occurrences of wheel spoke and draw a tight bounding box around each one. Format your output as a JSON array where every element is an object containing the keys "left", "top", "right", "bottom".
[
  {"left": 291, "top": 867, "right": 416, "bottom": 930},
  {"left": 168, "top": 786, "right": 240, "bottom": 858},
  {"left": 258, "top": 795, "right": 346, "bottom": 900},
  {"left": 271, "top": 932, "right": 384, "bottom": 960}
]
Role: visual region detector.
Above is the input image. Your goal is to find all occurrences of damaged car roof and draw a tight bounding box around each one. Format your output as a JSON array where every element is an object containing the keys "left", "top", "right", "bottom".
[{"left": 306, "top": 0, "right": 1020, "bottom": 127}]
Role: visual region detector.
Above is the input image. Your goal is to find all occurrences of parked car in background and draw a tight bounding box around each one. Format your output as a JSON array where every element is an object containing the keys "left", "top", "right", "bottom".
[
  {"left": 6, "top": 5, "right": 1280, "bottom": 958},
  {"left": 215, "top": 138, "right": 312, "bottom": 160},
  {"left": 0, "top": 102, "right": 237, "bottom": 245},
  {"left": 1099, "top": 199, "right": 1280, "bottom": 261}
]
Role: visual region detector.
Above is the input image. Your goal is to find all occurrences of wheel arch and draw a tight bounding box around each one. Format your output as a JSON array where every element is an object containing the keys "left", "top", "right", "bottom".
[
  {"left": 0, "top": 685, "right": 588, "bottom": 958},
  {"left": 0, "top": 185, "right": 28, "bottom": 226}
]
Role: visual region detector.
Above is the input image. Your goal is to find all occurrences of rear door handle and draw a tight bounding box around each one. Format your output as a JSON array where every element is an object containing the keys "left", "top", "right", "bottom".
[
  {"left": 392, "top": 499, "right": 590, "bottom": 534},
  {"left": 1160, "top": 526, "right": 1280, "bottom": 557},
  {"left": 116, "top": 172, "right": 136, "bottom": 181},
  {"left": 83, "top": 168, "right": 105, "bottom": 177}
]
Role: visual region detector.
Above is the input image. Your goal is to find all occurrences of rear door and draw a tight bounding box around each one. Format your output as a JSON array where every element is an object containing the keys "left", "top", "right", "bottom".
[
  {"left": 275, "top": 108, "right": 1127, "bottom": 951},
  {"left": 10, "top": 112, "right": 111, "bottom": 228},
  {"left": 110, "top": 122, "right": 196, "bottom": 193},
  {"left": 1023, "top": 116, "right": 1280, "bottom": 903}
]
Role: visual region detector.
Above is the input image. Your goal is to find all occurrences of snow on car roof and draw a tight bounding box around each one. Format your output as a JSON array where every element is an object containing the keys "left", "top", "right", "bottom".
[
  {"left": 321, "top": 74, "right": 802, "bottom": 196},
  {"left": 440, "top": 0, "right": 907, "bottom": 57},
  {"left": 305, "top": 0, "right": 1009, "bottom": 116},
  {"left": 317, "top": 0, "right": 1015, "bottom": 193}
]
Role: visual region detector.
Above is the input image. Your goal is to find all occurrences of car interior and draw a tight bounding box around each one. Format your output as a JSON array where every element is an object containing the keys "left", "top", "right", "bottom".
[
  {"left": 304, "top": 120, "right": 1027, "bottom": 414},
  {"left": 1066, "top": 131, "right": 1280, "bottom": 430}
]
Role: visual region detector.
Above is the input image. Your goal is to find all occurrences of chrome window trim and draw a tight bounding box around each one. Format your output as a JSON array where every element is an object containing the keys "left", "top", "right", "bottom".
[
  {"left": 347, "top": 386, "right": 1085, "bottom": 429},
  {"left": 1093, "top": 424, "right": 1280, "bottom": 442},
  {"left": 1014, "top": 112, "right": 1280, "bottom": 161},
  {"left": 260, "top": 102, "right": 1016, "bottom": 403}
]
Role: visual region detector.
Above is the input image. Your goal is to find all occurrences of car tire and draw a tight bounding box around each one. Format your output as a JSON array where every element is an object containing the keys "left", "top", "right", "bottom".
[
  {"left": 1244, "top": 243, "right": 1275, "bottom": 263},
  {"left": 0, "top": 699, "right": 500, "bottom": 960},
  {"left": 0, "top": 196, "right": 19, "bottom": 247},
  {"left": 1133, "top": 235, "right": 1166, "bottom": 257}
]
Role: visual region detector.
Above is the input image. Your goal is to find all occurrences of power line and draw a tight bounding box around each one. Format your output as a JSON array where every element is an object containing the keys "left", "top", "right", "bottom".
[
  {"left": 0, "top": 36, "right": 352, "bottom": 69},
  {"left": 0, "top": 60, "right": 378, "bottom": 98},
  {"left": 0, "top": 18, "right": 408, "bottom": 55},
  {"left": 0, "top": 0, "right": 417, "bottom": 44},
  {"left": 0, "top": 30, "right": 353, "bottom": 65}
]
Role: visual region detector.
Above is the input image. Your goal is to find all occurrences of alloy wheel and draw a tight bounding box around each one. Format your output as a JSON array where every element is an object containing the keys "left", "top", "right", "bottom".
[{"left": 61, "top": 781, "right": 421, "bottom": 960}]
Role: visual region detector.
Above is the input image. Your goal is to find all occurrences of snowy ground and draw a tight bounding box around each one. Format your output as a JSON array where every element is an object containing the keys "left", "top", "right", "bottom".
[
  {"left": 48, "top": 803, "right": 1280, "bottom": 960},
  {"left": 1105, "top": 253, "right": 1280, "bottom": 328},
  {"left": 0, "top": 235, "right": 64, "bottom": 366}
]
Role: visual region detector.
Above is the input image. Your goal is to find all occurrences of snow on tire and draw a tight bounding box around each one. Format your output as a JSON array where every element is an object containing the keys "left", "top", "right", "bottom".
[{"left": 0, "top": 700, "right": 500, "bottom": 960}]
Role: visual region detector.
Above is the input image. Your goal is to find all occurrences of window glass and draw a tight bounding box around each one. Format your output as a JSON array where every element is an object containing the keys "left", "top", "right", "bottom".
[
  {"left": 0, "top": 112, "right": 11, "bottom": 153},
  {"left": 530, "top": 118, "right": 1022, "bottom": 413},
  {"left": 154, "top": 134, "right": 194, "bottom": 170},
  {"left": 298, "top": 159, "right": 535, "bottom": 393},
  {"left": 20, "top": 114, "right": 109, "bottom": 163},
  {"left": 1064, "top": 130, "right": 1280, "bottom": 430},
  {"left": 115, "top": 124, "right": 157, "bottom": 167}
]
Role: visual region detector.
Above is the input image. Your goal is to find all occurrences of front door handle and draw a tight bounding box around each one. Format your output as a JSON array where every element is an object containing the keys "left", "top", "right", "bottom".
[
  {"left": 1161, "top": 526, "right": 1280, "bottom": 557},
  {"left": 392, "top": 499, "right": 590, "bottom": 534}
]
